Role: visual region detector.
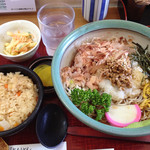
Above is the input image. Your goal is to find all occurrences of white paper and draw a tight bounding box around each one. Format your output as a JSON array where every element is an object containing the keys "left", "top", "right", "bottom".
[
  {"left": 0, "top": 0, "right": 36, "bottom": 13},
  {"left": 9, "top": 142, "right": 67, "bottom": 150}
]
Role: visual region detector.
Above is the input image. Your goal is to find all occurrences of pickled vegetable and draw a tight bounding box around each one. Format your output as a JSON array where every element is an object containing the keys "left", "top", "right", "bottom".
[{"left": 34, "top": 64, "right": 53, "bottom": 87}]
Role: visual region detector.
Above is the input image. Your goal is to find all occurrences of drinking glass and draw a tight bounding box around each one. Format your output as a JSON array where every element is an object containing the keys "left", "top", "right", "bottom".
[{"left": 37, "top": 2, "right": 75, "bottom": 56}]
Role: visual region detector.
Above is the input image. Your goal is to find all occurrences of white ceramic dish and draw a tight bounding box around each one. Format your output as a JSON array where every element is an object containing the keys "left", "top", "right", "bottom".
[
  {"left": 52, "top": 20, "right": 150, "bottom": 137},
  {"left": 0, "top": 20, "right": 41, "bottom": 62}
]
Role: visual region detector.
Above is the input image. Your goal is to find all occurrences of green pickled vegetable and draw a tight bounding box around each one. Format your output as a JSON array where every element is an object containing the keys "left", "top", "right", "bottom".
[
  {"left": 125, "top": 119, "right": 150, "bottom": 128},
  {"left": 33, "top": 64, "right": 53, "bottom": 87}
]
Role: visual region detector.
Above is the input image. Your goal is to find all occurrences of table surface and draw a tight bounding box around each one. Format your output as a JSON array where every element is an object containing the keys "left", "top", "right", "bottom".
[{"left": 0, "top": 7, "right": 150, "bottom": 150}]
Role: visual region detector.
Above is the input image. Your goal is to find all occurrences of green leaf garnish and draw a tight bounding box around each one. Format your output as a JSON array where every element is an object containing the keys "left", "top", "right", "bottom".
[{"left": 70, "top": 88, "right": 112, "bottom": 121}]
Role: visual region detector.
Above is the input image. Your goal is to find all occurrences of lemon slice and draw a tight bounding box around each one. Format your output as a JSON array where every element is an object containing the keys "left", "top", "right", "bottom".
[{"left": 34, "top": 64, "right": 53, "bottom": 87}]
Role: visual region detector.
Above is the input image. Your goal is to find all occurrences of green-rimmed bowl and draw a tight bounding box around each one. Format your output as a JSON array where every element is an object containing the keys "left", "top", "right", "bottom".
[{"left": 52, "top": 20, "right": 150, "bottom": 137}]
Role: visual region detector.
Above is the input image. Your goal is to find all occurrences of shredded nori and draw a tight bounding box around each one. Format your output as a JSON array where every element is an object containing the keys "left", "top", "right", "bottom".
[{"left": 129, "top": 42, "right": 150, "bottom": 78}]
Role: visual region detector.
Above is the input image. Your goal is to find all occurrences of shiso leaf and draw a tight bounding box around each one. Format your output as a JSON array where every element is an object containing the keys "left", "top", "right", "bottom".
[{"left": 125, "top": 119, "right": 150, "bottom": 128}]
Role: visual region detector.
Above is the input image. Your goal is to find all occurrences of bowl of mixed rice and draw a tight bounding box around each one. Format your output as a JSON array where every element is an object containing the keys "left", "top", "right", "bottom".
[{"left": 0, "top": 64, "right": 43, "bottom": 136}]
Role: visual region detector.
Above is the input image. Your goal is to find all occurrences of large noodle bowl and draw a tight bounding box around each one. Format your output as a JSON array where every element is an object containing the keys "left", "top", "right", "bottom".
[{"left": 61, "top": 36, "right": 150, "bottom": 124}]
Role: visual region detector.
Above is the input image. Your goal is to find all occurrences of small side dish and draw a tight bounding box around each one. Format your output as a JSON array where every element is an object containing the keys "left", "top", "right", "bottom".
[
  {"left": 34, "top": 64, "right": 53, "bottom": 87},
  {"left": 29, "top": 56, "right": 55, "bottom": 94},
  {"left": 0, "top": 20, "right": 41, "bottom": 62},
  {"left": 4, "top": 31, "right": 36, "bottom": 56}
]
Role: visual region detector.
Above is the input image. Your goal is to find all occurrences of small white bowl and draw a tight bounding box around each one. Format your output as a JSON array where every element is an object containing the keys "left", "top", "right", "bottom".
[{"left": 0, "top": 20, "right": 41, "bottom": 62}]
